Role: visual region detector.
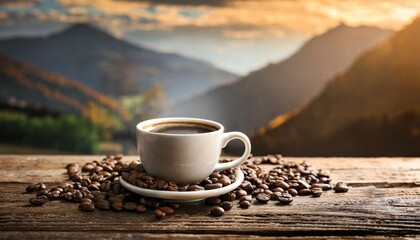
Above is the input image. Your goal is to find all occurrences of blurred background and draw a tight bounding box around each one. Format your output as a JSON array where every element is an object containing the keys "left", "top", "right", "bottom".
[{"left": 0, "top": 0, "right": 419, "bottom": 156}]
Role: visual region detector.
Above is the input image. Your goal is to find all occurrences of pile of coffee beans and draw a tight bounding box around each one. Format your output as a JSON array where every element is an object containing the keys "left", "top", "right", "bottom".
[
  {"left": 26, "top": 154, "right": 349, "bottom": 219},
  {"left": 120, "top": 162, "right": 237, "bottom": 191}
]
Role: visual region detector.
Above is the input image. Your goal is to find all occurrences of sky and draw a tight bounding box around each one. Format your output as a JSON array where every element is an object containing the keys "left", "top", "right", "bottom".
[{"left": 0, "top": 0, "right": 419, "bottom": 75}]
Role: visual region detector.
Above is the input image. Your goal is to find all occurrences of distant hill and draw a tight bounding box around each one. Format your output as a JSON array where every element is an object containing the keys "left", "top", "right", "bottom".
[
  {"left": 0, "top": 24, "right": 236, "bottom": 103},
  {"left": 0, "top": 54, "right": 128, "bottom": 128},
  {"left": 252, "top": 19, "right": 420, "bottom": 157},
  {"left": 164, "top": 24, "right": 393, "bottom": 133}
]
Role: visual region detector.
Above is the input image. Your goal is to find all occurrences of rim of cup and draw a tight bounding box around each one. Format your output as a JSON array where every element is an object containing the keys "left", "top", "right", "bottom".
[{"left": 137, "top": 117, "right": 224, "bottom": 136}]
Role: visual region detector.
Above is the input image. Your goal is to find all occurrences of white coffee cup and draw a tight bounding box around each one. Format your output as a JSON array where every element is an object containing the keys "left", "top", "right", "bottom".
[{"left": 136, "top": 117, "right": 251, "bottom": 184}]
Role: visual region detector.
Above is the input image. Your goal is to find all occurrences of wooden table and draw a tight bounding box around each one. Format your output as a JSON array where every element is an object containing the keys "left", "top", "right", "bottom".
[{"left": 0, "top": 155, "right": 419, "bottom": 239}]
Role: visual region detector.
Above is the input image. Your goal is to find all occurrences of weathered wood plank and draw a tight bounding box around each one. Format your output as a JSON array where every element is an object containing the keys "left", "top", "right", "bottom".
[
  {"left": 0, "top": 232, "right": 418, "bottom": 240},
  {"left": 0, "top": 155, "right": 419, "bottom": 239},
  {"left": 0, "top": 155, "right": 419, "bottom": 185},
  {"left": 1, "top": 183, "right": 419, "bottom": 235}
]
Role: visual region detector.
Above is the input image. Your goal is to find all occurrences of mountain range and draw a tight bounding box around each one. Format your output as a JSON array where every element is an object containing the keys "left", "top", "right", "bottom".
[
  {"left": 0, "top": 24, "right": 237, "bottom": 103},
  {"left": 163, "top": 24, "right": 393, "bottom": 134},
  {"left": 0, "top": 54, "right": 127, "bottom": 128},
  {"left": 252, "top": 19, "right": 420, "bottom": 156}
]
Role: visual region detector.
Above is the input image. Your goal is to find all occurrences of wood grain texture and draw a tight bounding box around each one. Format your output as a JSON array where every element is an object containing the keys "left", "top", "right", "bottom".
[{"left": 0, "top": 155, "right": 419, "bottom": 239}]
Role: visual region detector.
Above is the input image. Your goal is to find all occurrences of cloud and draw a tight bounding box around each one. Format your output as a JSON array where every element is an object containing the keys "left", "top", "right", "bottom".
[{"left": 1, "top": 0, "right": 420, "bottom": 39}]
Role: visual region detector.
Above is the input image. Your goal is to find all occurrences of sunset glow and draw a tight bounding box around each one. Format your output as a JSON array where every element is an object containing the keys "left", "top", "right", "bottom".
[{"left": 1, "top": 0, "right": 419, "bottom": 73}]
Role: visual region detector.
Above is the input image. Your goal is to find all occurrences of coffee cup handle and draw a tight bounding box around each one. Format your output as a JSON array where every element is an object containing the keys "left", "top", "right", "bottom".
[{"left": 214, "top": 132, "right": 251, "bottom": 172}]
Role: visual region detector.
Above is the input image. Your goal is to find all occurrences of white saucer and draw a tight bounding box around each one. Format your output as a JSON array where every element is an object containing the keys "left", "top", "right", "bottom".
[{"left": 120, "top": 169, "right": 244, "bottom": 201}]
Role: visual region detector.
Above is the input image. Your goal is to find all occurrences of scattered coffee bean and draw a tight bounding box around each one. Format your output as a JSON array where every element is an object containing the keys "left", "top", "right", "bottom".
[
  {"left": 205, "top": 197, "right": 221, "bottom": 205},
  {"left": 256, "top": 193, "right": 270, "bottom": 204},
  {"left": 312, "top": 187, "right": 323, "bottom": 197},
  {"left": 335, "top": 182, "right": 349, "bottom": 193},
  {"left": 270, "top": 192, "right": 282, "bottom": 200},
  {"left": 239, "top": 195, "right": 252, "bottom": 203},
  {"left": 311, "top": 183, "right": 332, "bottom": 191},
  {"left": 112, "top": 201, "right": 124, "bottom": 211},
  {"left": 299, "top": 189, "right": 312, "bottom": 196},
  {"left": 209, "top": 206, "right": 225, "bottom": 217},
  {"left": 79, "top": 202, "right": 95, "bottom": 212},
  {"left": 278, "top": 192, "right": 293, "bottom": 205},
  {"left": 287, "top": 188, "right": 298, "bottom": 196},
  {"left": 236, "top": 189, "right": 248, "bottom": 198},
  {"left": 36, "top": 190, "right": 48, "bottom": 197},
  {"left": 136, "top": 204, "right": 147, "bottom": 213},
  {"left": 220, "top": 192, "right": 236, "bottom": 202},
  {"left": 157, "top": 206, "right": 174, "bottom": 215},
  {"left": 123, "top": 202, "right": 137, "bottom": 211},
  {"left": 220, "top": 201, "right": 233, "bottom": 211},
  {"left": 239, "top": 200, "right": 251, "bottom": 209},
  {"left": 80, "top": 198, "right": 92, "bottom": 204},
  {"left": 204, "top": 183, "right": 223, "bottom": 190},
  {"left": 29, "top": 196, "right": 48, "bottom": 206},
  {"left": 187, "top": 185, "right": 205, "bottom": 191},
  {"left": 26, "top": 183, "right": 45, "bottom": 193},
  {"left": 96, "top": 200, "right": 111, "bottom": 210},
  {"left": 154, "top": 209, "right": 166, "bottom": 219}
]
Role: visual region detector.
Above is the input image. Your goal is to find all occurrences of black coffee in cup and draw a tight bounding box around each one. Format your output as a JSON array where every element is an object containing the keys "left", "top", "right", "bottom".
[{"left": 149, "top": 123, "right": 217, "bottom": 134}]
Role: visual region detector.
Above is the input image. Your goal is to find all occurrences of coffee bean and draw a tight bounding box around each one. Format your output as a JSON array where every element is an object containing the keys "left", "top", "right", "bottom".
[
  {"left": 299, "top": 189, "right": 312, "bottom": 196},
  {"left": 287, "top": 188, "right": 298, "bottom": 196},
  {"left": 187, "top": 185, "right": 205, "bottom": 191},
  {"left": 36, "top": 190, "right": 48, "bottom": 197},
  {"left": 311, "top": 187, "right": 323, "bottom": 197},
  {"left": 96, "top": 200, "right": 111, "bottom": 210},
  {"left": 217, "top": 175, "right": 231, "bottom": 186},
  {"left": 220, "top": 192, "right": 236, "bottom": 202},
  {"left": 239, "top": 195, "right": 252, "bottom": 203},
  {"left": 112, "top": 201, "right": 124, "bottom": 211},
  {"left": 26, "top": 183, "right": 42, "bottom": 193},
  {"left": 100, "top": 181, "right": 111, "bottom": 192},
  {"left": 278, "top": 192, "right": 293, "bottom": 204},
  {"left": 220, "top": 201, "right": 233, "bottom": 211},
  {"left": 136, "top": 204, "right": 147, "bottom": 213},
  {"left": 236, "top": 189, "right": 248, "bottom": 198},
  {"left": 298, "top": 179, "right": 311, "bottom": 189},
  {"left": 209, "top": 206, "right": 225, "bottom": 217},
  {"left": 167, "top": 185, "right": 178, "bottom": 191},
  {"left": 123, "top": 202, "right": 137, "bottom": 211},
  {"left": 82, "top": 163, "right": 95, "bottom": 172},
  {"left": 29, "top": 196, "right": 48, "bottom": 206},
  {"left": 103, "top": 165, "right": 113, "bottom": 173},
  {"left": 270, "top": 191, "right": 282, "bottom": 200},
  {"left": 157, "top": 180, "right": 169, "bottom": 190},
  {"left": 276, "top": 180, "right": 290, "bottom": 190},
  {"left": 94, "top": 194, "right": 106, "bottom": 202},
  {"left": 335, "top": 182, "right": 349, "bottom": 193},
  {"left": 79, "top": 202, "right": 95, "bottom": 212},
  {"left": 158, "top": 206, "right": 174, "bottom": 215},
  {"left": 210, "top": 172, "right": 221, "bottom": 178},
  {"left": 204, "top": 183, "right": 223, "bottom": 190},
  {"left": 201, "top": 179, "right": 212, "bottom": 185},
  {"left": 80, "top": 198, "right": 92, "bottom": 204},
  {"left": 240, "top": 181, "right": 253, "bottom": 193},
  {"left": 311, "top": 183, "right": 332, "bottom": 191},
  {"left": 272, "top": 187, "right": 284, "bottom": 193},
  {"left": 251, "top": 188, "right": 265, "bottom": 196},
  {"left": 154, "top": 209, "right": 166, "bottom": 219},
  {"left": 205, "top": 197, "right": 221, "bottom": 205},
  {"left": 256, "top": 193, "right": 270, "bottom": 204},
  {"left": 67, "top": 163, "right": 80, "bottom": 176},
  {"left": 239, "top": 200, "right": 251, "bottom": 209}
]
